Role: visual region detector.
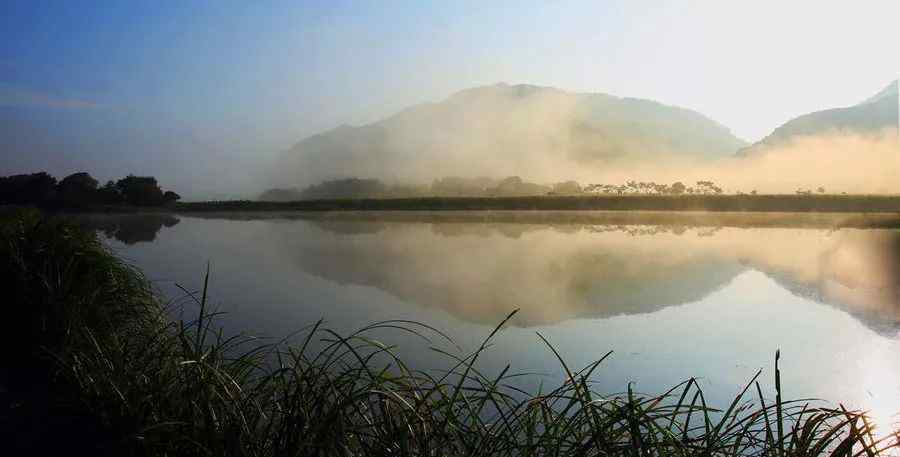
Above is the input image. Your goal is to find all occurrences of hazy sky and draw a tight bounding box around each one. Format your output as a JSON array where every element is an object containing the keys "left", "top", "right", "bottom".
[{"left": 1, "top": 0, "right": 897, "bottom": 198}]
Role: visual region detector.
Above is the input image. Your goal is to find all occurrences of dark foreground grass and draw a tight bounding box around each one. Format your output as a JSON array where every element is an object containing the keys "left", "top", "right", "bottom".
[{"left": 2, "top": 209, "right": 898, "bottom": 456}]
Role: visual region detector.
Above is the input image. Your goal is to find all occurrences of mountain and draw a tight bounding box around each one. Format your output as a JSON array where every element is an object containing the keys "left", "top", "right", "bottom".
[
  {"left": 740, "top": 80, "right": 898, "bottom": 155},
  {"left": 273, "top": 84, "right": 746, "bottom": 188}
]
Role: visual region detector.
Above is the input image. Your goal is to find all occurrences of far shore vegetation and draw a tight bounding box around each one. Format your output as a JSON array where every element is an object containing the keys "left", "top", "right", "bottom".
[
  {"left": 1, "top": 208, "right": 898, "bottom": 456},
  {"left": 0, "top": 171, "right": 180, "bottom": 210},
  {"left": 258, "top": 176, "right": 860, "bottom": 201},
  {"left": 5, "top": 171, "right": 900, "bottom": 214},
  {"left": 249, "top": 177, "right": 900, "bottom": 213}
]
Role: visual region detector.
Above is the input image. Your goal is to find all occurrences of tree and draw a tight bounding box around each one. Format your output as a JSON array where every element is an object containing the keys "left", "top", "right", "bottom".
[
  {"left": 0, "top": 172, "right": 57, "bottom": 205},
  {"left": 670, "top": 182, "right": 686, "bottom": 195},
  {"left": 57, "top": 172, "right": 99, "bottom": 207},
  {"left": 488, "top": 176, "right": 550, "bottom": 196},
  {"left": 58, "top": 172, "right": 98, "bottom": 190},
  {"left": 551, "top": 181, "right": 582, "bottom": 195},
  {"left": 98, "top": 180, "right": 124, "bottom": 204},
  {"left": 695, "top": 180, "right": 723, "bottom": 195},
  {"left": 817, "top": 187, "right": 825, "bottom": 194},
  {"left": 300, "top": 178, "right": 388, "bottom": 199},
  {"left": 163, "top": 191, "right": 181, "bottom": 204},
  {"left": 116, "top": 175, "right": 165, "bottom": 206},
  {"left": 626, "top": 180, "right": 639, "bottom": 194}
]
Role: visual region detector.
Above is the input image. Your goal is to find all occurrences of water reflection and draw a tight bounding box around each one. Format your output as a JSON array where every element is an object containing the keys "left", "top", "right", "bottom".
[
  {"left": 73, "top": 213, "right": 180, "bottom": 244},
  {"left": 78, "top": 211, "right": 900, "bottom": 333},
  {"left": 272, "top": 213, "right": 900, "bottom": 332},
  {"left": 764, "top": 230, "right": 900, "bottom": 331}
]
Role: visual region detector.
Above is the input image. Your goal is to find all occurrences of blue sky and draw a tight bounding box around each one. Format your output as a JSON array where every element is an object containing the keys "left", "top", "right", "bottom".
[{"left": 1, "top": 0, "right": 897, "bottom": 198}]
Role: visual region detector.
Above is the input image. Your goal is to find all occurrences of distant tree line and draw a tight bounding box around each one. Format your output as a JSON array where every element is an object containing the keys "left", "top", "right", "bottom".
[
  {"left": 584, "top": 180, "right": 724, "bottom": 195},
  {"left": 0, "top": 171, "right": 181, "bottom": 208},
  {"left": 260, "top": 177, "right": 851, "bottom": 202},
  {"left": 260, "top": 177, "right": 737, "bottom": 201},
  {"left": 261, "top": 176, "right": 572, "bottom": 201}
]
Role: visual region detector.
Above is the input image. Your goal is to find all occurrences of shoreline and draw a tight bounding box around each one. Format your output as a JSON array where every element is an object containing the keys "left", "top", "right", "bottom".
[
  {"left": 170, "top": 209, "right": 900, "bottom": 229},
  {"left": 174, "top": 194, "right": 900, "bottom": 213}
]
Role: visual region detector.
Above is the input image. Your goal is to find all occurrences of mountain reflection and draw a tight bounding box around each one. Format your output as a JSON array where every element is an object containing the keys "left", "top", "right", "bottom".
[{"left": 279, "top": 214, "right": 899, "bottom": 331}]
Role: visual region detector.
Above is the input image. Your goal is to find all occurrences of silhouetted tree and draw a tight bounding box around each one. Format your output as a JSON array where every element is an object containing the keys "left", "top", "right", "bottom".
[
  {"left": 670, "top": 182, "right": 686, "bottom": 195},
  {"left": 163, "top": 191, "right": 181, "bottom": 204},
  {"left": 626, "top": 180, "right": 639, "bottom": 194},
  {"left": 97, "top": 180, "right": 124, "bottom": 204},
  {"left": 57, "top": 172, "right": 99, "bottom": 207},
  {"left": 116, "top": 175, "right": 165, "bottom": 206},
  {"left": 695, "top": 180, "right": 723, "bottom": 195},
  {"left": 0, "top": 172, "right": 57, "bottom": 205},
  {"left": 0, "top": 171, "right": 178, "bottom": 208}
]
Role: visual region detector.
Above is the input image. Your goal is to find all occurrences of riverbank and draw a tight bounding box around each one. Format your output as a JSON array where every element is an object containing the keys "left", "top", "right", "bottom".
[
  {"left": 179, "top": 194, "right": 900, "bottom": 213},
  {"left": 2, "top": 209, "right": 899, "bottom": 456},
  {"left": 176, "top": 208, "right": 900, "bottom": 229},
  {"left": 21, "top": 194, "right": 900, "bottom": 216}
]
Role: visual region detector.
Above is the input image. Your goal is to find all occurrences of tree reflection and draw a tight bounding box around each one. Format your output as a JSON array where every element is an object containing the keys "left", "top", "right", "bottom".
[{"left": 74, "top": 214, "right": 180, "bottom": 245}]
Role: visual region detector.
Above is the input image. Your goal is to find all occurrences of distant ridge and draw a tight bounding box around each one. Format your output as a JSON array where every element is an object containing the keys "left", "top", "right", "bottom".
[
  {"left": 860, "top": 79, "right": 898, "bottom": 106},
  {"left": 739, "top": 80, "right": 898, "bottom": 155},
  {"left": 274, "top": 83, "right": 746, "bottom": 188}
]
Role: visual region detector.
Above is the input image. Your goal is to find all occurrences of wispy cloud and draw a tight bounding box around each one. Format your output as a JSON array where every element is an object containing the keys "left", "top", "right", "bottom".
[{"left": 0, "top": 84, "right": 101, "bottom": 109}]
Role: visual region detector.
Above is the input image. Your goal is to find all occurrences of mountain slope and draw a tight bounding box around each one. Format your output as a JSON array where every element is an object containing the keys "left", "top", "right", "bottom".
[
  {"left": 740, "top": 80, "right": 898, "bottom": 155},
  {"left": 273, "top": 84, "right": 746, "bottom": 187}
]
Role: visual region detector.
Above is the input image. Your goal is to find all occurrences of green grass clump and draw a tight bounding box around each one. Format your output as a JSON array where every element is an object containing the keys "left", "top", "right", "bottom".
[
  {"left": 0, "top": 207, "right": 156, "bottom": 366},
  {"left": 2, "top": 210, "right": 899, "bottom": 456}
]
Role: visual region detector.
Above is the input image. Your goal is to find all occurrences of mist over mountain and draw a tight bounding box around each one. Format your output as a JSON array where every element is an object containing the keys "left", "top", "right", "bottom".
[
  {"left": 273, "top": 84, "right": 746, "bottom": 189},
  {"left": 739, "top": 80, "right": 898, "bottom": 156},
  {"left": 267, "top": 80, "right": 900, "bottom": 198}
]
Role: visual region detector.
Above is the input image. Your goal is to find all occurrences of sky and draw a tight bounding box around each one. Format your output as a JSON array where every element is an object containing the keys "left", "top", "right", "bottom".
[{"left": 1, "top": 0, "right": 898, "bottom": 199}]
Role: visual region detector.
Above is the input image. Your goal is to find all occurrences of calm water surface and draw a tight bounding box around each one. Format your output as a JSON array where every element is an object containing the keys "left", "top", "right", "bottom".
[{"left": 75, "top": 211, "right": 900, "bottom": 430}]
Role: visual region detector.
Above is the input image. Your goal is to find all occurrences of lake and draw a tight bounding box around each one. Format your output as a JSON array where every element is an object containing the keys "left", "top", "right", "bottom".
[{"left": 74, "top": 211, "right": 900, "bottom": 432}]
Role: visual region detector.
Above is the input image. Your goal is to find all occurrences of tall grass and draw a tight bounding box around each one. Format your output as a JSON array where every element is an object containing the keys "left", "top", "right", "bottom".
[
  {"left": 0, "top": 207, "right": 155, "bottom": 366},
  {"left": 3, "top": 209, "right": 899, "bottom": 456}
]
